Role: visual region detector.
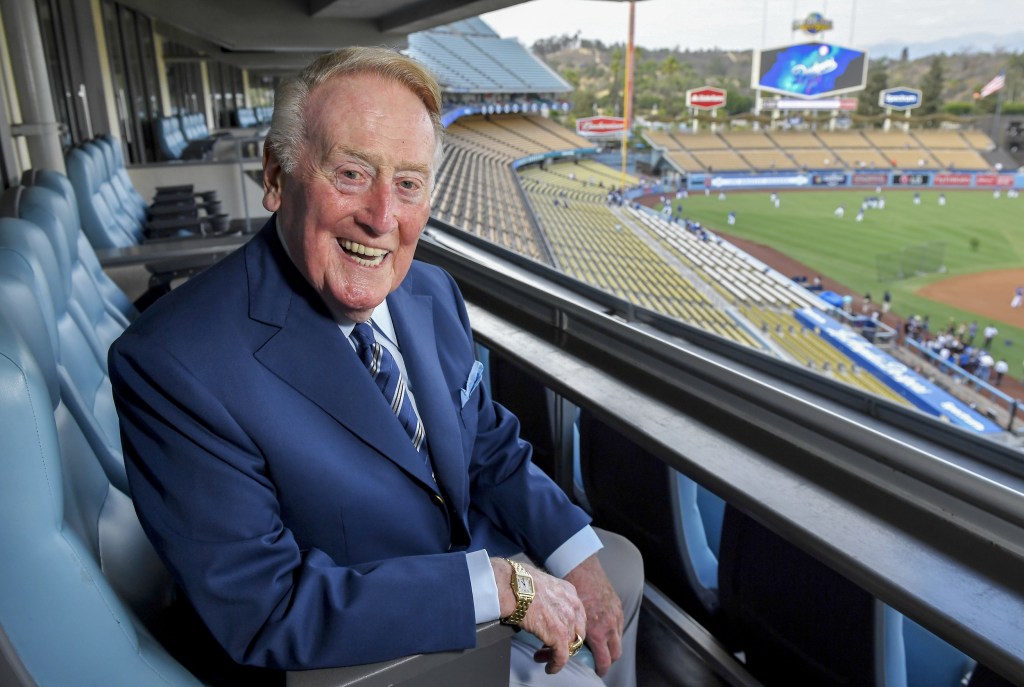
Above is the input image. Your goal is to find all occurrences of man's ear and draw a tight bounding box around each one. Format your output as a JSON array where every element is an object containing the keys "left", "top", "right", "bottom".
[{"left": 262, "top": 144, "right": 283, "bottom": 212}]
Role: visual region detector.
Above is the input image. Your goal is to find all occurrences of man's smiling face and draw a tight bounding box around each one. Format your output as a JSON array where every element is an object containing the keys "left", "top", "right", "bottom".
[{"left": 262, "top": 71, "right": 436, "bottom": 322}]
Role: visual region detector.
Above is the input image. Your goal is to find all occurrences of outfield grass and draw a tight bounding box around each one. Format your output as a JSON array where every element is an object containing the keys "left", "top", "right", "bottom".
[{"left": 661, "top": 188, "right": 1024, "bottom": 373}]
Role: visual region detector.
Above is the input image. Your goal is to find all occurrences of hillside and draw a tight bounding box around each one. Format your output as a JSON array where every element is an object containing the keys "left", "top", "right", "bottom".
[{"left": 533, "top": 36, "right": 1023, "bottom": 121}]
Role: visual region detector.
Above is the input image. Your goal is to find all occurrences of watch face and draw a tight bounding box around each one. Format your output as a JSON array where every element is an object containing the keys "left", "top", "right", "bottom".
[{"left": 517, "top": 576, "right": 535, "bottom": 596}]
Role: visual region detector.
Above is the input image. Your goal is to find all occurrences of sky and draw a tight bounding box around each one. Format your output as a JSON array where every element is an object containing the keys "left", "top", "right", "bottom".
[{"left": 481, "top": 0, "right": 1024, "bottom": 55}]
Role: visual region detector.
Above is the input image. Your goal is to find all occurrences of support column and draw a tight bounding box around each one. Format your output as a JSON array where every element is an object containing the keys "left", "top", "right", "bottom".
[{"left": 0, "top": 0, "right": 65, "bottom": 172}]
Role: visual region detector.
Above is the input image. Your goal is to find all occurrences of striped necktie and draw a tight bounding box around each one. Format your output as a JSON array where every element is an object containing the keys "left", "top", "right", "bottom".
[{"left": 351, "top": 321, "right": 427, "bottom": 454}]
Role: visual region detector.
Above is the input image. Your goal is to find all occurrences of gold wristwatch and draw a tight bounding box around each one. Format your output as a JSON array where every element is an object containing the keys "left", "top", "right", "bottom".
[{"left": 501, "top": 559, "right": 535, "bottom": 626}]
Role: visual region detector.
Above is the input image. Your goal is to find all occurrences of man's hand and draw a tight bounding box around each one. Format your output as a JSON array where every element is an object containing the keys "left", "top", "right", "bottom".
[
  {"left": 491, "top": 558, "right": 586, "bottom": 675},
  {"left": 564, "top": 554, "right": 624, "bottom": 677}
]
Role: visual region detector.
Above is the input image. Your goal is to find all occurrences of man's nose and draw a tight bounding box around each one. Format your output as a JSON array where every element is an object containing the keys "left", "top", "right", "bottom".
[{"left": 358, "top": 179, "right": 397, "bottom": 235}]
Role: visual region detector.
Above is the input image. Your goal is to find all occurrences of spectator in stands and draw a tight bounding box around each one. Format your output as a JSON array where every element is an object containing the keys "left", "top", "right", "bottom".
[
  {"left": 984, "top": 324, "right": 999, "bottom": 350},
  {"left": 968, "top": 321, "right": 978, "bottom": 346},
  {"left": 995, "top": 359, "right": 1009, "bottom": 387},
  {"left": 110, "top": 47, "right": 641, "bottom": 687},
  {"left": 861, "top": 293, "right": 871, "bottom": 313}
]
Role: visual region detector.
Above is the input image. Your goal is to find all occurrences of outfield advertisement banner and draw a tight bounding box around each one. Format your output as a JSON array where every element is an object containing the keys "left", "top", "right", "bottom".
[
  {"left": 933, "top": 173, "right": 972, "bottom": 187},
  {"left": 793, "top": 308, "right": 1003, "bottom": 434},
  {"left": 975, "top": 174, "right": 1015, "bottom": 187},
  {"left": 851, "top": 173, "right": 888, "bottom": 186},
  {"left": 707, "top": 174, "right": 811, "bottom": 188},
  {"left": 892, "top": 173, "right": 930, "bottom": 186},
  {"left": 811, "top": 172, "right": 848, "bottom": 186}
]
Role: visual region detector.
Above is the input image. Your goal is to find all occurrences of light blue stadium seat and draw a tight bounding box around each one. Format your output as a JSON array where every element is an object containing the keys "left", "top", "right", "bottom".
[
  {"left": 66, "top": 145, "right": 141, "bottom": 249},
  {"left": 578, "top": 409, "right": 725, "bottom": 629},
  {"left": 156, "top": 116, "right": 188, "bottom": 160},
  {"left": 4, "top": 184, "right": 130, "bottom": 354},
  {"left": 81, "top": 142, "right": 146, "bottom": 243},
  {"left": 235, "top": 107, "right": 258, "bottom": 128},
  {"left": 23, "top": 168, "right": 139, "bottom": 320},
  {"left": 94, "top": 135, "right": 151, "bottom": 219},
  {"left": 0, "top": 218, "right": 129, "bottom": 494},
  {"left": 0, "top": 244, "right": 197, "bottom": 685},
  {"left": 84, "top": 139, "right": 148, "bottom": 223}
]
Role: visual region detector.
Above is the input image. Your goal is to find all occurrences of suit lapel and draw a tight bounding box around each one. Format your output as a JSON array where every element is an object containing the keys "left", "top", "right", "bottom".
[
  {"left": 388, "top": 282, "right": 468, "bottom": 521},
  {"left": 246, "top": 223, "right": 436, "bottom": 491}
]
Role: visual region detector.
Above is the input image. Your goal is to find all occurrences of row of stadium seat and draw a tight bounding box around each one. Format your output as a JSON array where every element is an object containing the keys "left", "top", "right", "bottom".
[
  {"left": 65, "top": 135, "right": 231, "bottom": 250},
  {"left": 0, "top": 164, "right": 202, "bottom": 682},
  {"left": 646, "top": 128, "right": 994, "bottom": 171}
]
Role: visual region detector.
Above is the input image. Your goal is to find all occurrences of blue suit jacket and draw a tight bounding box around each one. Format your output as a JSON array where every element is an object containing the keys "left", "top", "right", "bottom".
[{"left": 109, "top": 219, "right": 591, "bottom": 669}]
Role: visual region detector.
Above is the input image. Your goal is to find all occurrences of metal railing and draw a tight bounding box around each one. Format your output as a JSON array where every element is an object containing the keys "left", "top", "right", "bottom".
[{"left": 904, "top": 336, "right": 1021, "bottom": 431}]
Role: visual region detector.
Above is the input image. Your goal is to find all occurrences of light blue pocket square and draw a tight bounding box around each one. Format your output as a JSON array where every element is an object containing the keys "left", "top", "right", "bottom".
[{"left": 460, "top": 361, "right": 484, "bottom": 407}]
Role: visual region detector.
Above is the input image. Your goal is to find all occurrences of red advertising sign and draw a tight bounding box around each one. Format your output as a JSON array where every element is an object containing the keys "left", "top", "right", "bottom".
[
  {"left": 686, "top": 87, "right": 727, "bottom": 110},
  {"left": 975, "top": 174, "right": 1015, "bottom": 187},
  {"left": 576, "top": 116, "right": 626, "bottom": 136},
  {"left": 851, "top": 173, "right": 888, "bottom": 186},
  {"left": 934, "top": 173, "right": 972, "bottom": 187}
]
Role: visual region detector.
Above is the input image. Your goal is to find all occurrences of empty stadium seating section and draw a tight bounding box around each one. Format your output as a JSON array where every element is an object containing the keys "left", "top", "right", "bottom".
[
  {"left": 433, "top": 112, "right": 926, "bottom": 402},
  {"left": 644, "top": 127, "right": 999, "bottom": 173}
]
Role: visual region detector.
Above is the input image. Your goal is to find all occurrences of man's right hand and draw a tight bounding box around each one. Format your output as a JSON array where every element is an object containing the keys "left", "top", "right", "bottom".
[{"left": 491, "top": 558, "right": 587, "bottom": 674}]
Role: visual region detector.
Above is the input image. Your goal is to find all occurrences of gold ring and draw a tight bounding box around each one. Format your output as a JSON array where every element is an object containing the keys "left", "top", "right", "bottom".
[{"left": 568, "top": 632, "right": 584, "bottom": 657}]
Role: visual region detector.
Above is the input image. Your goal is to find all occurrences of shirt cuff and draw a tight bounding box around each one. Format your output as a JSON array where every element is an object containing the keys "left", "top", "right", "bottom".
[
  {"left": 467, "top": 549, "right": 501, "bottom": 624},
  {"left": 543, "top": 525, "right": 603, "bottom": 578}
]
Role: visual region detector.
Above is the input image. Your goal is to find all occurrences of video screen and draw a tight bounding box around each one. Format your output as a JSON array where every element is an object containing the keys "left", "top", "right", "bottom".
[{"left": 755, "top": 42, "right": 867, "bottom": 98}]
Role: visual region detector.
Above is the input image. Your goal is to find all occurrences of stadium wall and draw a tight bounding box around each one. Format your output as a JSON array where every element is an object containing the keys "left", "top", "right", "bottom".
[{"left": 684, "top": 171, "right": 1024, "bottom": 192}]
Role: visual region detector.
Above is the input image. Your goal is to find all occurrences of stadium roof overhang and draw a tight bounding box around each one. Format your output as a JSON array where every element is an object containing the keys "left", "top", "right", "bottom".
[{"left": 117, "top": 0, "right": 532, "bottom": 74}]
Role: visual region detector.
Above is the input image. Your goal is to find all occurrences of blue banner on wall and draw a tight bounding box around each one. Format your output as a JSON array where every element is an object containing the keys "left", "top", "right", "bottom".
[{"left": 793, "top": 308, "right": 1003, "bottom": 434}]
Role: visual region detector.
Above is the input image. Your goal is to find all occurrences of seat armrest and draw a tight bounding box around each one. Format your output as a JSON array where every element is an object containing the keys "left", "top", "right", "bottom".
[{"left": 286, "top": 620, "right": 514, "bottom": 687}]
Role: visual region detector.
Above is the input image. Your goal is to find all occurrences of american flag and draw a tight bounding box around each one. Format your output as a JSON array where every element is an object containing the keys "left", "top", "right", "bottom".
[{"left": 980, "top": 70, "right": 1005, "bottom": 99}]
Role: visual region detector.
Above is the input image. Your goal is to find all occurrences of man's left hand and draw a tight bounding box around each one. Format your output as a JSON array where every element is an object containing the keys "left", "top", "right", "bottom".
[{"left": 563, "top": 554, "right": 623, "bottom": 677}]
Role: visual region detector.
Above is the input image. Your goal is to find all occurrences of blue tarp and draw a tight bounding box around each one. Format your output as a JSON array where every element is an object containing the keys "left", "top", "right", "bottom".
[
  {"left": 818, "top": 290, "right": 844, "bottom": 307},
  {"left": 793, "top": 308, "right": 1003, "bottom": 434}
]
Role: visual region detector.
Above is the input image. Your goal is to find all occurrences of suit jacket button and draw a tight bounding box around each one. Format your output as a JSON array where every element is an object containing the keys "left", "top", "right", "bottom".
[{"left": 432, "top": 493, "right": 445, "bottom": 507}]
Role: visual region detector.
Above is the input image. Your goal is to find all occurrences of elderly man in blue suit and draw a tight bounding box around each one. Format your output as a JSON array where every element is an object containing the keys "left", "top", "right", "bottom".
[{"left": 110, "top": 47, "right": 641, "bottom": 686}]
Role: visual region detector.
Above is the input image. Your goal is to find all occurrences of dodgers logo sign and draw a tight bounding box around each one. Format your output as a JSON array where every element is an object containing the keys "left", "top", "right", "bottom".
[{"left": 879, "top": 87, "right": 922, "bottom": 111}]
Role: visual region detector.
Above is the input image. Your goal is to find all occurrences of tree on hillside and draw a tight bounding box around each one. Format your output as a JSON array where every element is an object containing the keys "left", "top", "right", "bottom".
[
  {"left": 1008, "top": 52, "right": 1024, "bottom": 101},
  {"left": 919, "top": 55, "right": 945, "bottom": 120},
  {"left": 857, "top": 60, "right": 889, "bottom": 117},
  {"left": 660, "top": 54, "right": 680, "bottom": 79},
  {"left": 531, "top": 32, "right": 580, "bottom": 56},
  {"left": 605, "top": 47, "right": 623, "bottom": 113}
]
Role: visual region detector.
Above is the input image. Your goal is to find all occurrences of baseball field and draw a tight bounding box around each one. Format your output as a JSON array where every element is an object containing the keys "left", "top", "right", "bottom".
[{"left": 665, "top": 188, "right": 1024, "bottom": 373}]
